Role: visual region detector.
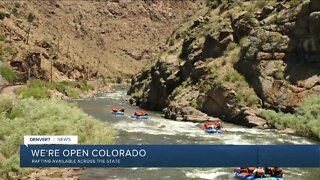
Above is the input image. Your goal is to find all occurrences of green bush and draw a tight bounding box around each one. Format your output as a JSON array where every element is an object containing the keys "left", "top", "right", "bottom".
[
  {"left": 0, "top": 97, "right": 117, "bottom": 177},
  {"left": 18, "top": 80, "right": 93, "bottom": 99},
  {"left": 228, "top": 49, "right": 240, "bottom": 64},
  {"left": 289, "top": 0, "right": 300, "bottom": 7},
  {"left": 243, "top": 6, "right": 255, "bottom": 21},
  {"left": 244, "top": 94, "right": 258, "bottom": 107},
  {"left": 239, "top": 36, "right": 250, "bottom": 48},
  {"left": 0, "top": 66, "right": 16, "bottom": 83},
  {"left": 66, "top": 88, "right": 79, "bottom": 99},
  {"left": 18, "top": 86, "right": 49, "bottom": 99},
  {"left": 4, "top": 46, "right": 17, "bottom": 55},
  {"left": 77, "top": 81, "right": 93, "bottom": 91},
  {"left": 260, "top": 94, "right": 320, "bottom": 139},
  {"left": 190, "top": 99, "right": 198, "bottom": 108},
  {"left": 0, "top": 34, "right": 6, "bottom": 41},
  {"left": 11, "top": 7, "right": 19, "bottom": 17},
  {"left": 0, "top": 11, "right": 6, "bottom": 20},
  {"left": 224, "top": 69, "right": 245, "bottom": 83},
  {"left": 226, "top": 42, "right": 238, "bottom": 51},
  {"left": 14, "top": 2, "right": 21, "bottom": 8},
  {"left": 116, "top": 77, "right": 123, "bottom": 84},
  {"left": 27, "top": 13, "right": 35, "bottom": 23}
]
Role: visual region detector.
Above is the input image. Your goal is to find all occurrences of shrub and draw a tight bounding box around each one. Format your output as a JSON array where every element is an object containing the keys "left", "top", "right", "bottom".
[
  {"left": 168, "top": 38, "right": 175, "bottom": 46},
  {"left": 0, "top": 11, "right": 6, "bottom": 20},
  {"left": 66, "top": 88, "right": 79, "bottom": 99},
  {"left": 243, "top": 6, "right": 255, "bottom": 21},
  {"left": 116, "top": 77, "right": 122, "bottom": 84},
  {"left": 239, "top": 36, "right": 250, "bottom": 48},
  {"left": 4, "top": 46, "right": 17, "bottom": 55},
  {"left": 228, "top": 48, "right": 240, "bottom": 64},
  {"left": 14, "top": 2, "right": 21, "bottom": 8},
  {"left": 0, "top": 96, "right": 14, "bottom": 114},
  {"left": 17, "top": 86, "right": 49, "bottom": 99},
  {"left": 0, "top": 34, "right": 6, "bottom": 41},
  {"left": 11, "top": 7, "right": 19, "bottom": 17},
  {"left": 290, "top": 0, "right": 300, "bottom": 7},
  {"left": 190, "top": 99, "right": 198, "bottom": 108},
  {"left": 18, "top": 80, "right": 95, "bottom": 99},
  {"left": 0, "top": 66, "right": 16, "bottom": 83},
  {"left": 244, "top": 93, "right": 258, "bottom": 107},
  {"left": 77, "top": 80, "right": 93, "bottom": 91},
  {"left": 226, "top": 42, "right": 238, "bottom": 52},
  {"left": 0, "top": 98, "right": 117, "bottom": 177},
  {"left": 27, "top": 13, "right": 35, "bottom": 23},
  {"left": 260, "top": 94, "right": 320, "bottom": 140},
  {"left": 224, "top": 69, "right": 245, "bottom": 83}
]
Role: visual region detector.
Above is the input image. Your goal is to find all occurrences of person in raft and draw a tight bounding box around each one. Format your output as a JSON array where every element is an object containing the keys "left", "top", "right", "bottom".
[
  {"left": 253, "top": 168, "right": 265, "bottom": 178},
  {"left": 213, "top": 120, "right": 224, "bottom": 130},
  {"left": 204, "top": 120, "right": 214, "bottom": 129},
  {"left": 270, "top": 167, "right": 283, "bottom": 178},
  {"left": 134, "top": 111, "right": 148, "bottom": 116}
]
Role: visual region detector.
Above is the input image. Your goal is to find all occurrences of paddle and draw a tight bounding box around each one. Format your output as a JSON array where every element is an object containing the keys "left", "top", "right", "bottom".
[{"left": 223, "top": 127, "right": 228, "bottom": 133}]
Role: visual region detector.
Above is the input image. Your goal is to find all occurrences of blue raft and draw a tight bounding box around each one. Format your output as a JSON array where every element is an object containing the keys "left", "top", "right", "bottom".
[
  {"left": 235, "top": 172, "right": 284, "bottom": 180},
  {"left": 205, "top": 128, "right": 224, "bottom": 134},
  {"left": 112, "top": 111, "right": 124, "bottom": 116},
  {"left": 131, "top": 115, "right": 149, "bottom": 120}
]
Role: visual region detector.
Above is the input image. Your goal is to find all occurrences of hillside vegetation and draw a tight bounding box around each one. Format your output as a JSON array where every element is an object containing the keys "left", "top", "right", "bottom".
[
  {"left": 260, "top": 94, "right": 320, "bottom": 140},
  {"left": 0, "top": 0, "right": 203, "bottom": 84}
]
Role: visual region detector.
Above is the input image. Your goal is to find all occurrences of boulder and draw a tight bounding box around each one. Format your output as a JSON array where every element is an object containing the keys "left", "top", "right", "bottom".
[
  {"left": 302, "top": 75, "right": 320, "bottom": 89},
  {"left": 275, "top": 128, "right": 296, "bottom": 135},
  {"left": 244, "top": 115, "right": 266, "bottom": 127},
  {"left": 258, "top": 6, "right": 274, "bottom": 21},
  {"left": 309, "top": 12, "right": 320, "bottom": 34},
  {"left": 257, "top": 52, "right": 272, "bottom": 60}
]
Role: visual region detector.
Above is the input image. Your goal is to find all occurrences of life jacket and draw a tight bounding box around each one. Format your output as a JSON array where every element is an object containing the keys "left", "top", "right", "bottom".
[
  {"left": 135, "top": 111, "right": 147, "bottom": 116},
  {"left": 204, "top": 122, "right": 212, "bottom": 129},
  {"left": 112, "top": 108, "right": 119, "bottom": 112},
  {"left": 241, "top": 172, "right": 250, "bottom": 177},
  {"left": 239, "top": 167, "right": 248, "bottom": 173}
]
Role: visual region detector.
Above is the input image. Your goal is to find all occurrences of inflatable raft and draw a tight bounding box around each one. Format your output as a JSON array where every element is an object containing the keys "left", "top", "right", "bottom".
[
  {"left": 112, "top": 111, "right": 125, "bottom": 116},
  {"left": 205, "top": 128, "right": 224, "bottom": 134},
  {"left": 131, "top": 115, "right": 149, "bottom": 120},
  {"left": 235, "top": 172, "right": 284, "bottom": 180}
]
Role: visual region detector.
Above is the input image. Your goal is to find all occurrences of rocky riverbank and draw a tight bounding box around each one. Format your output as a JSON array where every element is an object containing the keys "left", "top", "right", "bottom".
[{"left": 21, "top": 168, "right": 84, "bottom": 180}]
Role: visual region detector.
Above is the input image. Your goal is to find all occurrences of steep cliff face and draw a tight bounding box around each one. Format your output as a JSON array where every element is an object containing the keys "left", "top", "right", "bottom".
[
  {"left": 128, "top": 0, "right": 320, "bottom": 126},
  {"left": 236, "top": 0, "right": 320, "bottom": 112},
  {"left": 0, "top": 0, "right": 203, "bottom": 82}
]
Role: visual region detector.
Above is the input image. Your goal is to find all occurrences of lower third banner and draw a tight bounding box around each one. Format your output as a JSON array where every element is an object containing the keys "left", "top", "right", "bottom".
[{"left": 20, "top": 145, "right": 320, "bottom": 167}]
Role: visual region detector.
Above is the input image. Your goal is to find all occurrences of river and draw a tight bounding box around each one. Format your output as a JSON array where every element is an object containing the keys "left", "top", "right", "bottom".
[{"left": 70, "top": 86, "right": 320, "bottom": 180}]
